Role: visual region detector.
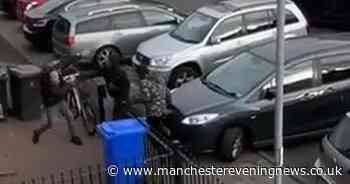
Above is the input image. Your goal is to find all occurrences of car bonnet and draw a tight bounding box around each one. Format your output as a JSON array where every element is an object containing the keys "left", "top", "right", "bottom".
[
  {"left": 137, "top": 33, "right": 195, "bottom": 59},
  {"left": 171, "top": 79, "right": 238, "bottom": 116}
]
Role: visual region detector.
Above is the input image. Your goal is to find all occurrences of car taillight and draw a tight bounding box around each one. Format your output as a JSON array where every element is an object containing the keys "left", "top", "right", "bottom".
[{"left": 64, "top": 36, "right": 75, "bottom": 48}]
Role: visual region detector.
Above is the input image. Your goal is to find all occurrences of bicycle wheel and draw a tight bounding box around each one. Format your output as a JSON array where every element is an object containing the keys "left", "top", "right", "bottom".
[
  {"left": 82, "top": 102, "right": 97, "bottom": 136},
  {"left": 66, "top": 90, "right": 79, "bottom": 119}
]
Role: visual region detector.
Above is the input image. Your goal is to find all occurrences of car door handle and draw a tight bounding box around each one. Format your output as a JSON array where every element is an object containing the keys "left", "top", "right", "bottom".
[
  {"left": 296, "top": 92, "right": 317, "bottom": 101},
  {"left": 285, "top": 34, "right": 296, "bottom": 39},
  {"left": 296, "top": 88, "right": 335, "bottom": 101},
  {"left": 319, "top": 87, "right": 335, "bottom": 95}
]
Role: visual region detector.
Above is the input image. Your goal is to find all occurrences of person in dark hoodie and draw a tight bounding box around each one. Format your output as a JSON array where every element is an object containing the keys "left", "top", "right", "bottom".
[{"left": 96, "top": 52, "right": 131, "bottom": 120}]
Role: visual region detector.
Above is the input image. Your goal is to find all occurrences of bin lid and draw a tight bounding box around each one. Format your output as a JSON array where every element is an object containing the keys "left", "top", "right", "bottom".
[
  {"left": 9, "top": 65, "right": 41, "bottom": 78},
  {"left": 0, "top": 67, "right": 8, "bottom": 78},
  {"left": 97, "top": 119, "right": 147, "bottom": 138}
]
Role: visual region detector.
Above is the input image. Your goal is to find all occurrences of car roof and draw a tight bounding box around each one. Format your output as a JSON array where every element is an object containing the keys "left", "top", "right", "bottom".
[
  {"left": 61, "top": 1, "right": 171, "bottom": 23},
  {"left": 250, "top": 35, "right": 350, "bottom": 65},
  {"left": 198, "top": 0, "right": 292, "bottom": 18},
  {"left": 64, "top": 0, "right": 131, "bottom": 12}
]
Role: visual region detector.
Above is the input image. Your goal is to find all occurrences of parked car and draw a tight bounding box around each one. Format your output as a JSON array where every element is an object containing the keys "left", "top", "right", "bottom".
[
  {"left": 52, "top": 1, "right": 183, "bottom": 64},
  {"left": 165, "top": 36, "right": 350, "bottom": 161},
  {"left": 133, "top": 0, "right": 308, "bottom": 89},
  {"left": 314, "top": 113, "right": 350, "bottom": 184},
  {"left": 23, "top": 0, "right": 129, "bottom": 49},
  {"left": 294, "top": 0, "right": 350, "bottom": 30},
  {"left": 16, "top": 0, "right": 47, "bottom": 21}
]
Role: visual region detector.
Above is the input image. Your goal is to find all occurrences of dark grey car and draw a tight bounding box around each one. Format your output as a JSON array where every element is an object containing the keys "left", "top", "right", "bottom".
[
  {"left": 166, "top": 36, "right": 350, "bottom": 161},
  {"left": 314, "top": 113, "right": 350, "bottom": 184}
]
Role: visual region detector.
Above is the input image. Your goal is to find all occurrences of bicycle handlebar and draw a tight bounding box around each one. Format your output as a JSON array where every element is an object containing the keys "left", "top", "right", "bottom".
[{"left": 62, "top": 72, "right": 80, "bottom": 83}]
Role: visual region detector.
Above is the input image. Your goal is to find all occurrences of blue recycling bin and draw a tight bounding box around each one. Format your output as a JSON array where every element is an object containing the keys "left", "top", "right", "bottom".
[{"left": 97, "top": 118, "right": 147, "bottom": 184}]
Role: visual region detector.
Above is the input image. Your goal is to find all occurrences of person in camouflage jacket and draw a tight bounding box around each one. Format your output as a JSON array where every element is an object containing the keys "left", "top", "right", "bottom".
[{"left": 135, "top": 65, "right": 171, "bottom": 127}]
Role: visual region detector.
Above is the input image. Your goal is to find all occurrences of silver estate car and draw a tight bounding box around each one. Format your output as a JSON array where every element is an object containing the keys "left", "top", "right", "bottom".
[
  {"left": 133, "top": 0, "right": 308, "bottom": 88},
  {"left": 52, "top": 1, "right": 183, "bottom": 64}
]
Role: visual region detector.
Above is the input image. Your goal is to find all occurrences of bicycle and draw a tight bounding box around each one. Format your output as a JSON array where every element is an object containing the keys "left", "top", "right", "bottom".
[{"left": 63, "top": 72, "right": 97, "bottom": 136}]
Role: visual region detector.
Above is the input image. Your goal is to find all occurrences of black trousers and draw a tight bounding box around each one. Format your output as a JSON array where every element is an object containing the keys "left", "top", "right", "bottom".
[
  {"left": 146, "top": 115, "right": 163, "bottom": 130},
  {"left": 35, "top": 101, "right": 77, "bottom": 138},
  {"left": 97, "top": 84, "right": 130, "bottom": 121},
  {"left": 113, "top": 99, "right": 131, "bottom": 120}
]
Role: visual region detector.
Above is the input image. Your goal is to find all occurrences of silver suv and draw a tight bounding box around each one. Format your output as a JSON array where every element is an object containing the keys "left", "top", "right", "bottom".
[
  {"left": 52, "top": 1, "right": 183, "bottom": 64},
  {"left": 133, "top": 0, "right": 308, "bottom": 88}
]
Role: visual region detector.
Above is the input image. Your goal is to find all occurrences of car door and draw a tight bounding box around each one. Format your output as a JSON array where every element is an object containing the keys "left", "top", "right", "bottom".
[
  {"left": 110, "top": 10, "right": 148, "bottom": 57},
  {"left": 74, "top": 17, "right": 113, "bottom": 54},
  {"left": 140, "top": 9, "right": 179, "bottom": 39},
  {"left": 317, "top": 54, "right": 350, "bottom": 127},
  {"left": 248, "top": 60, "right": 326, "bottom": 143},
  {"left": 198, "top": 15, "right": 246, "bottom": 73},
  {"left": 237, "top": 9, "right": 276, "bottom": 51},
  {"left": 271, "top": 8, "right": 306, "bottom": 38}
]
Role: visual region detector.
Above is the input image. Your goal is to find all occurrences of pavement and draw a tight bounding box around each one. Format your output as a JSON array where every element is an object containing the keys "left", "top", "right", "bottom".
[
  {"left": 0, "top": 117, "right": 104, "bottom": 184},
  {"left": 0, "top": 34, "right": 27, "bottom": 65},
  {"left": 0, "top": 15, "right": 55, "bottom": 66},
  {"left": 0, "top": 13, "right": 339, "bottom": 184}
]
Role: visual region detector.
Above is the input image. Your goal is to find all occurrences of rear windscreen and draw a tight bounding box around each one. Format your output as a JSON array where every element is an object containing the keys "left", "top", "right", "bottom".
[{"left": 54, "top": 18, "right": 71, "bottom": 35}]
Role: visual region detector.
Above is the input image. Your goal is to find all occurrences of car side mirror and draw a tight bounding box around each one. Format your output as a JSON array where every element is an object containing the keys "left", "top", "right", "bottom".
[
  {"left": 265, "top": 88, "right": 276, "bottom": 100},
  {"left": 210, "top": 36, "right": 221, "bottom": 45}
]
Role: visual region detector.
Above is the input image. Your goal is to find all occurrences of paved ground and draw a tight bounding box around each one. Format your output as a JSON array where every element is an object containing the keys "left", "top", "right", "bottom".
[
  {"left": 0, "top": 13, "right": 344, "bottom": 184},
  {"left": 0, "top": 15, "right": 55, "bottom": 66},
  {"left": 0, "top": 117, "right": 104, "bottom": 184},
  {"left": 0, "top": 34, "right": 27, "bottom": 65}
]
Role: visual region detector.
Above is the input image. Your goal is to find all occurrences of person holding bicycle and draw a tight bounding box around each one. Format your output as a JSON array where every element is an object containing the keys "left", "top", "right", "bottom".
[{"left": 32, "top": 55, "right": 84, "bottom": 146}]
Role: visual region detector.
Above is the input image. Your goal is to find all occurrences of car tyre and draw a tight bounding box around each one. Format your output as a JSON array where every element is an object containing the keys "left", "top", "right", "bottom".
[
  {"left": 168, "top": 66, "right": 199, "bottom": 89},
  {"left": 95, "top": 46, "right": 119, "bottom": 66},
  {"left": 220, "top": 127, "right": 245, "bottom": 161}
]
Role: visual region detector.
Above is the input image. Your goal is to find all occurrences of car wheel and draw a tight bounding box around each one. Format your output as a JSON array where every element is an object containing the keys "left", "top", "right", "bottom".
[
  {"left": 220, "top": 128, "right": 245, "bottom": 161},
  {"left": 169, "top": 66, "right": 199, "bottom": 89},
  {"left": 95, "top": 47, "right": 119, "bottom": 66}
]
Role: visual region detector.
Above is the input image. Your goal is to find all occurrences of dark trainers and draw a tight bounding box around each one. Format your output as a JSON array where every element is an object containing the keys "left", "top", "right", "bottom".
[
  {"left": 70, "top": 136, "right": 83, "bottom": 146},
  {"left": 88, "top": 130, "right": 96, "bottom": 136},
  {"left": 32, "top": 130, "right": 40, "bottom": 144}
]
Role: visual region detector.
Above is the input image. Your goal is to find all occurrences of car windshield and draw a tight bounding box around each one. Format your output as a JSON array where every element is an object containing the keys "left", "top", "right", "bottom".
[
  {"left": 66, "top": 0, "right": 128, "bottom": 11},
  {"left": 203, "top": 52, "right": 274, "bottom": 97},
  {"left": 170, "top": 12, "right": 217, "bottom": 44},
  {"left": 36, "top": 0, "right": 72, "bottom": 14},
  {"left": 329, "top": 116, "right": 350, "bottom": 156}
]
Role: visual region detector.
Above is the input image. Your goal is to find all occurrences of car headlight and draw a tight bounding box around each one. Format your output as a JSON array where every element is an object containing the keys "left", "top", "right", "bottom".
[
  {"left": 33, "top": 18, "right": 48, "bottom": 27},
  {"left": 182, "top": 113, "right": 219, "bottom": 125},
  {"left": 25, "top": 1, "right": 38, "bottom": 12},
  {"left": 150, "top": 56, "right": 171, "bottom": 67}
]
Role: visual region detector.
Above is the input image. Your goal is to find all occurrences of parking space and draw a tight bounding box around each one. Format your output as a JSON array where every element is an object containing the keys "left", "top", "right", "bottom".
[
  {"left": 0, "top": 15, "right": 55, "bottom": 66},
  {"left": 259, "top": 139, "right": 321, "bottom": 184}
]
